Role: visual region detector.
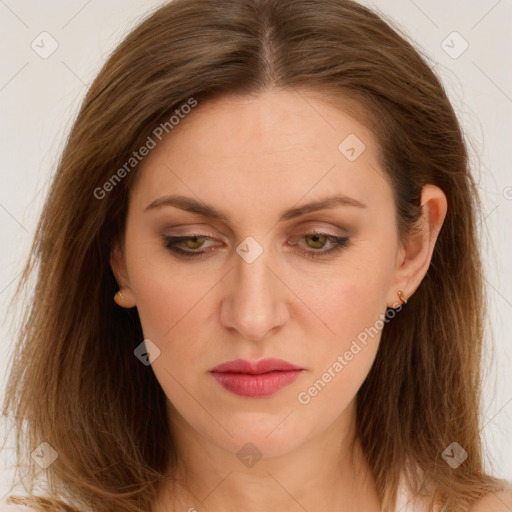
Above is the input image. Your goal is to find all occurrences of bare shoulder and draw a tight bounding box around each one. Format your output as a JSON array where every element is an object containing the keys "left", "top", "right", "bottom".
[
  {"left": 468, "top": 490, "right": 512, "bottom": 511},
  {"left": 0, "top": 503, "right": 36, "bottom": 512}
]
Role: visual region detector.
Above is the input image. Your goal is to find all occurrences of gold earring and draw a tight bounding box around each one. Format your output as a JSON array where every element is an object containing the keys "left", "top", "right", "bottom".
[
  {"left": 397, "top": 290, "right": 408, "bottom": 305},
  {"left": 114, "top": 290, "right": 125, "bottom": 307}
]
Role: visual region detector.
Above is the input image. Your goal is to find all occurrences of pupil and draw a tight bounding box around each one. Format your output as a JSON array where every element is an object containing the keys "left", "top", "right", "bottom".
[{"left": 309, "top": 235, "right": 324, "bottom": 247}]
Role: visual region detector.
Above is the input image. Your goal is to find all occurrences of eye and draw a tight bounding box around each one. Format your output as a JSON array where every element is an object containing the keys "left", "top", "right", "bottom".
[
  {"left": 290, "top": 232, "right": 349, "bottom": 259},
  {"left": 162, "top": 234, "right": 216, "bottom": 257},
  {"left": 162, "top": 231, "right": 349, "bottom": 259}
]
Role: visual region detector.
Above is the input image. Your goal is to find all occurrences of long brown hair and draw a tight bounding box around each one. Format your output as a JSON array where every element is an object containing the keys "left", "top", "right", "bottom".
[{"left": 2, "top": 0, "right": 506, "bottom": 510}]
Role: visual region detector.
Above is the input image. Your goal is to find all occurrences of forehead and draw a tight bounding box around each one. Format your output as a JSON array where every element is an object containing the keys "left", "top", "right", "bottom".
[
  {"left": 156, "top": 88, "right": 377, "bottom": 157},
  {"left": 129, "top": 89, "right": 392, "bottom": 224}
]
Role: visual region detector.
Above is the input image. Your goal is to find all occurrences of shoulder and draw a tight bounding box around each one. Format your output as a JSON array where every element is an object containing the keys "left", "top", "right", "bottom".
[
  {"left": 468, "top": 490, "right": 512, "bottom": 511},
  {"left": 0, "top": 503, "right": 36, "bottom": 512}
]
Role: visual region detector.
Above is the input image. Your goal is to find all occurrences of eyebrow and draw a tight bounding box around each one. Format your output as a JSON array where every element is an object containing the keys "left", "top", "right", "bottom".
[{"left": 144, "top": 193, "right": 367, "bottom": 222}]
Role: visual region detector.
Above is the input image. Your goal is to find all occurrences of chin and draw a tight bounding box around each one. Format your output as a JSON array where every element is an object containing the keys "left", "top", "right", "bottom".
[{"left": 206, "top": 414, "right": 316, "bottom": 460}]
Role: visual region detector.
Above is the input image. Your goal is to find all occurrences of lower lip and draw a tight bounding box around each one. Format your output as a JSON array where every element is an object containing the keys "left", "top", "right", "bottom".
[{"left": 211, "top": 370, "right": 303, "bottom": 397}]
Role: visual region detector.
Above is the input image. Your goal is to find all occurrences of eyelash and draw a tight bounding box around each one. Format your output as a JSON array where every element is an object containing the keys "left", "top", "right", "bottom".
[{"left": 162, "top": 231, "right": 349, "bottom": 260}]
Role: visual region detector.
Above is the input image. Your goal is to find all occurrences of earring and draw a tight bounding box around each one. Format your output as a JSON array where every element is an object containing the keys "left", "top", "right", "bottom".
[
  {"left": 397, "top": 290, "right": 408, "bottom": 305},
  {"left": 114, "top": 289, "right": 126, "bottom": 307}
]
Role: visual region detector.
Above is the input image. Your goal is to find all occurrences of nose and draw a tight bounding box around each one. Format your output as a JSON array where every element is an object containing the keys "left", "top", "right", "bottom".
[{"left": 220, "top": 243, "right": 289, "bottom": 341}]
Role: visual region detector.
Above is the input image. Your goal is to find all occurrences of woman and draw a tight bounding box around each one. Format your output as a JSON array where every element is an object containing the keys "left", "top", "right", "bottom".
[{"left": 2, "top": 0, "right": 511, "bottom": 511}]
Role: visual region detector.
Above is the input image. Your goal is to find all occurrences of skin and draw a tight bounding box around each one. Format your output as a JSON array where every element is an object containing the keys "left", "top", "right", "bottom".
[{"left": 110, "top": 88, "right": 448, "bottom": 512}]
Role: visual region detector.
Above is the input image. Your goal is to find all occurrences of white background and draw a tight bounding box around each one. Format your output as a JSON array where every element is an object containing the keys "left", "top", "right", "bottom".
[{"left": 1, "top": 0, "right": 511, "bottom": 502}]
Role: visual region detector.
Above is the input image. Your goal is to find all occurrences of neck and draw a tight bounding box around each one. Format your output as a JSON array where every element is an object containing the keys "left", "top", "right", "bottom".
[{"left": 152, "top": 399, "right": 381, "bottom": 512}]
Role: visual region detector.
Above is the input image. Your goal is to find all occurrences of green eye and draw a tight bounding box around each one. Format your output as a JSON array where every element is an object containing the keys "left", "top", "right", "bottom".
[
  {"left": 182, "top": 236, "right": 208, "bottom": 250},
  {"left": 162, "top": 232, "right": 349, "bottom": 259},
  {"left": 304, "top": 233, "right": 328, "bottom": 249}
]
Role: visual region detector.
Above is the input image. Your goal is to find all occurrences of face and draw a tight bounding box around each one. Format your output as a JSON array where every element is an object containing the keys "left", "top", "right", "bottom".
[{"left": 112, "top": 89, "right": 405, "bottom": 459}]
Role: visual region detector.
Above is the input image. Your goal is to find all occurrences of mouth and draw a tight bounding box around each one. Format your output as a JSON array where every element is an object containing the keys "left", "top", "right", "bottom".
[{"left": 210, "top": 358, "right": 305, "bottom": 398}]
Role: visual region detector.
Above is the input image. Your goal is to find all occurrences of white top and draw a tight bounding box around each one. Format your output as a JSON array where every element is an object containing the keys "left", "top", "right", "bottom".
[{"left": 395, "top": 481, "right": 449, "bottom": 511}]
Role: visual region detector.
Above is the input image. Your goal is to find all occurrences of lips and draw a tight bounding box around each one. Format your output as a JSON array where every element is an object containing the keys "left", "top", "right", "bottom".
[
  {"left": 211, "top": 358, "right": 303, "bottom": 374},
  {"left": 210, "top": 358, "right": 304, "bottom": 397}
]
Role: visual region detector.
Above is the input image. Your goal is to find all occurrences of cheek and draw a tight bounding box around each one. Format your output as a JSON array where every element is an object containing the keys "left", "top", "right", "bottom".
[
  {"left": 123, "top": 229, "right": 218, "bottom": 343},
  {"left": 292, "top": 282, "right": 386, "bottom": 425},
  {"left": 294, "top": 248, "right": 394, "bottom": 397},
  {"left": 300, "top": 249, "right": 394, "bottom": 349},
  {"left": 129, "top": 269, "right": 173, "bottom": 340}
]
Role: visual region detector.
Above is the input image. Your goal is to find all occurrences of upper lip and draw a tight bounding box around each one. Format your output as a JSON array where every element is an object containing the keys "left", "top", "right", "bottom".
[{"left": 210, "top": 358, "right": 304, "bottom": 374}]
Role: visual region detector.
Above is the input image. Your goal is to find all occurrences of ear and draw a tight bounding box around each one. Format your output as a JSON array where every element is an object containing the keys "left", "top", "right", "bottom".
[
  {"left": 386, "top": 184, "right": 447, "bottom": 307},
  {"left": 110, "top": 240, "right": 137, "bottom": 308}
]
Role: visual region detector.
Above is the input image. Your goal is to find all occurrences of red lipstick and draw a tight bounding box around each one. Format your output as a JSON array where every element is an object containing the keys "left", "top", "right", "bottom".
[{"left": 210, "top": 358, "right": 304, "bottom": 397}]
